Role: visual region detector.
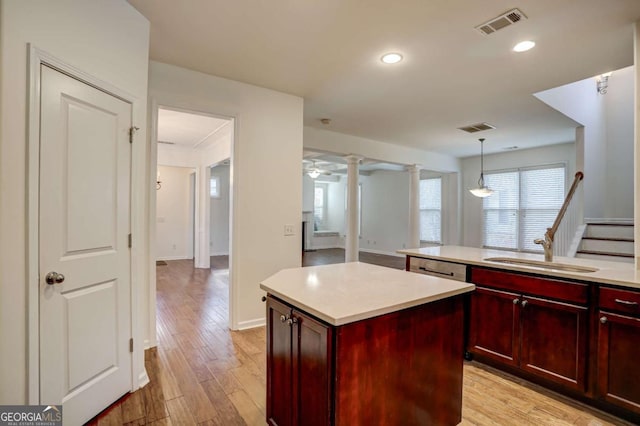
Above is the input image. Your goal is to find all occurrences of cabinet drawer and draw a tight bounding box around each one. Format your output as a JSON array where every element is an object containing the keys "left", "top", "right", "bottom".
[
  {"left": 599, "top": 287, "right": 640, "bottom": 316},
  {"left": 471, "top": 267, "right": 588, "bottom": 305},
  {"left": 409, "top": 257, "right": 468, "bottom": 282}
]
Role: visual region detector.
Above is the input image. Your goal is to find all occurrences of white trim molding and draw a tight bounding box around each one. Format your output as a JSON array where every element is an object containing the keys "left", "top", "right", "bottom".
[{"left": 26, "top": 45, "right": 146, "bottom": 402}]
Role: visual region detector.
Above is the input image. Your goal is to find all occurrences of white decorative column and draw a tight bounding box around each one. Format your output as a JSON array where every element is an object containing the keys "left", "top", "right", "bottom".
[
  {"left": 407, "top": 164, "right": 421, "bottom": 249},
  {"left": 345, "top": 155, "right": 362, "bottom": 262}
]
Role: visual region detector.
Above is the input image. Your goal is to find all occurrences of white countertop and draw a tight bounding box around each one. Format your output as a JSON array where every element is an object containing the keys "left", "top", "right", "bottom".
[
  {"left": 260, "top": 262, "right": 475, "bottom": 326},
  {"left": 398, "top": 246, "right": 640, "bottom": 290}
]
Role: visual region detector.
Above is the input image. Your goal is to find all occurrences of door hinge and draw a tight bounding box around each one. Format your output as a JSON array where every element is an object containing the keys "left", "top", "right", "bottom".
[
  {"left": 128, "top": 233, "right": 132, "bottom": 248},
  {"left": 129, "top": 126, "right": 139, "bottom": 144},
  {"left": 129, "top": 338, "right": 134, "bottom": 353}
]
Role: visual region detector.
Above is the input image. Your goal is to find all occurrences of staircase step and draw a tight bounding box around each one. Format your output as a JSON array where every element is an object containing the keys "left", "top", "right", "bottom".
[
  {"left": 585, "top": 224, "right": 634, "bottom": 239},
  {"left": 576, "top": 251, "right": 634, "bottom": 263},
  {"left": 577, "top": 249, "right": 634, "bottom": 258},
  {"left": 579, "top": 238, "right": 634, "bottom": 255}
]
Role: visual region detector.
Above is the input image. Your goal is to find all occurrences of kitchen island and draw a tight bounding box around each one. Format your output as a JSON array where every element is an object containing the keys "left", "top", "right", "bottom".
[
  {"left": 399, "top": 245, "right": 640, "bottom": 424},
  {"left": 260, "top": 262, "right": 475, "bottom": 426}
]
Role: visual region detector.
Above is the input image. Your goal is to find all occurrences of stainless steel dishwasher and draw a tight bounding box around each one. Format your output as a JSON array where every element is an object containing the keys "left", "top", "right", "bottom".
[{"left": 408, "top": 256, "right": 469, "bottom": 282}]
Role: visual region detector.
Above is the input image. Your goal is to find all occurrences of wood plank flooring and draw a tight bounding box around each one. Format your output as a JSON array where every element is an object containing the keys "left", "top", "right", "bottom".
[{"left": 87, "top": 251, "right": 631, "bottom": 425}]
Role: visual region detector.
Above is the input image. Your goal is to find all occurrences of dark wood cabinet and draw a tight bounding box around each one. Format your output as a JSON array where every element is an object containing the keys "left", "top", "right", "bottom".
[
  {"left": 519, "top": 295, "right": 588, "bottom": 391},
  {"left": 266, "top": 294, "right": 466, "bottom": 425},
  {"left": 469, "top": 268, "right": 588, "bottom": 392},
  {"left": 468, "top": 286, "right": 520, "bottom": 366},
  {"left": 597, "top": 285, "right": 640, "bottom": 415},
  {"left": 266, "top": 297, "right": 332, "bottom": 426}
]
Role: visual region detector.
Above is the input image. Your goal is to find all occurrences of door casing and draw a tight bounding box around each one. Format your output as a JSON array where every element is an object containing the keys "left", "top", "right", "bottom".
[{"left": 26, "top": 45, "right": 145, "bottom": 404}]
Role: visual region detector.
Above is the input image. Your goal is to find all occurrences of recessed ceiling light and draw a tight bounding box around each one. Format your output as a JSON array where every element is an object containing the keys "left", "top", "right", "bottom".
[
  {"left": 381, "top": 53, "right": 403, "bottom": 64},
  {"left": 513, "top": 40, "right": 535, "bottom": 52}
]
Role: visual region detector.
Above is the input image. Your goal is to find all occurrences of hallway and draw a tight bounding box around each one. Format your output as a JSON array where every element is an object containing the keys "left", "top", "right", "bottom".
[{"left": 87, "top": 254, "right": 630, "bottom": 425}]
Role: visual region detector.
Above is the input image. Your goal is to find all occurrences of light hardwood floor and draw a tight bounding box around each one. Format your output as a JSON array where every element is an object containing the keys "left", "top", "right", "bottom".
[{"left": 87, "top": 253, "right": 632, "bottom": 425}]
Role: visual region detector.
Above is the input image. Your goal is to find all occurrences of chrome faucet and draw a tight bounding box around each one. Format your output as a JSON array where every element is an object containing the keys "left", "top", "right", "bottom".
[
  {"left": 533, "top": 172, "right": 584, "bottom": 263},
  {"left": 534, "top": 229, "right": 553, "bottom": 262}
]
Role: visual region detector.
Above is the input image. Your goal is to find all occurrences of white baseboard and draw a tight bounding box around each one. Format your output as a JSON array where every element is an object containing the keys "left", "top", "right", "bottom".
[
  {"left": 237, "top": 318, "right": 266, "bottom": 330},
  {"left": 157, "top": 255, "right": 192, "bottom": 261},
  {"left": 209, "top": 251, "right": 229, "bottom": 256},
  {"left": 359, "top": 248, "right": 405, "bottom": 258},
  {"left": 144, "top": 338, "right": 157, "bottom": 350},
  {"left": 137, "top": 370, "right": 150, "bottom": 390}
]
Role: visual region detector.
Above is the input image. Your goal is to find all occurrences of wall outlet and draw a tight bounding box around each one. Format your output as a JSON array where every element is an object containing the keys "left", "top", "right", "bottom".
[{"left": 284, "top": 224, "right": 295, "bottom": 236}]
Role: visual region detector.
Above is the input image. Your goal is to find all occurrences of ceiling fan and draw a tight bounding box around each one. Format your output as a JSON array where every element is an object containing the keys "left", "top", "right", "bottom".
[{"left": 304, "top": 160, "right": 332, "bottom": 179}]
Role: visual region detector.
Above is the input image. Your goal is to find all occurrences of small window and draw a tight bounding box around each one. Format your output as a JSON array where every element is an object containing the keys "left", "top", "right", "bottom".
[
  {"left": 419, "top": 178, "right": 442, "bottom": 243},
  {"left": 314, "top": 183, "right": 328, "bottom": 231},
  {"left": 210, "top": 176, "right": 220, "bottom": 198}
]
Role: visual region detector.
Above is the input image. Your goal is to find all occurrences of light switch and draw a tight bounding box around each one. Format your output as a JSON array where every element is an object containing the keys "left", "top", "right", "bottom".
[{"left": 284, "top": 224, "right": 295, "bottom": 236}]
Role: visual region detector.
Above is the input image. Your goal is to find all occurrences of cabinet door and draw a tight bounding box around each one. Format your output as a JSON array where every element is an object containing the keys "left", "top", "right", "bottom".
[
  {"left": 597, "top": 310, "right": 640, "bottom": 414},
  {"left": 469, "top": 286, "right": 520, "bottom": 366},
  {"left": 292, "top": 309, "right": 332, "bottom": 426},
  {"left": 267, "top": 297, "right": 294, "bottom": 426},
  {"left": 520, "top": 296, "right": 588, "bottom": 391}
]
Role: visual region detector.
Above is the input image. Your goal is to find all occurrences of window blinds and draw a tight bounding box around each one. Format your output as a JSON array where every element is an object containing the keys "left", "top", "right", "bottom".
[{"left": 483, "top": 166, "right": 565, "bottom": 252}]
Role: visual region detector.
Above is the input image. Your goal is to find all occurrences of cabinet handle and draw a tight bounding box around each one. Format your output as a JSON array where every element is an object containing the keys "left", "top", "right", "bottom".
[
  {"left": 280, "top": 314, "right": 289, "bottom": 323},
  {"left": 614, "top": 299, "right": 638, "bottom": 306},
  {"left": 521, "top": 300, "right": 528, "bottom": 308},
  {"left": 513, "top": 298, "right": 520, "bottom": 305},
  {"left": 287, "top": 317, "right": 298, "bottom": 326},
  {"left": 600, "top": 316, "right": 608, "bottom": 324},
  {"left": 418, "top": 266, "right": 454, "bottom": 277},
  {"left": 261, "top": 296, "right": 267, "bottom": 302}
]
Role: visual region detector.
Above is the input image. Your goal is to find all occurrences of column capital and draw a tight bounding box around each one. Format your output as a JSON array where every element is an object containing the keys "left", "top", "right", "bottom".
[
  {"left": 405, "top": 164, "right": 422, "bottom": 173},
  {"left": 344, "top": 155, "right": 364, "bottom": 165}
]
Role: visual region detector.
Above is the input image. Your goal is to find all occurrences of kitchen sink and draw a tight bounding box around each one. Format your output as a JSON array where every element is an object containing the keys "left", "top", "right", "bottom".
[{"left": 483, "top": 257, "right": 599, "bottom": 273}]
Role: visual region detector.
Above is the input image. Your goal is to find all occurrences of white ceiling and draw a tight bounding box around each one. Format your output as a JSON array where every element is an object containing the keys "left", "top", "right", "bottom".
[
  {"left": 157, "top": 108, "right": 230, "bottom": 148},
  {"left": 131, "top": 0, "right": 640, "bottom": 157}
]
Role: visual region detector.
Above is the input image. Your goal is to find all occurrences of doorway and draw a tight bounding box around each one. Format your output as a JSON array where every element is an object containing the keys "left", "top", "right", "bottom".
[{"left": 151, "top": 106, "right": 234, "bottom": 335}]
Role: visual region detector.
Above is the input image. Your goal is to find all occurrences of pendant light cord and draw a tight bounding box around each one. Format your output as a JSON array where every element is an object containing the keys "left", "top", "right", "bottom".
[{"left": 478, "top": 138, "right": 485, "bottom": 187}]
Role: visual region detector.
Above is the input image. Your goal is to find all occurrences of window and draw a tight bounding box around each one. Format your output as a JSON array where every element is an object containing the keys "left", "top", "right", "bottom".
[
  {"left": 314, "top": 183, "right": 328, "bottom": 231},
  {"left": 210, "top": 175, "right": 220, "bottom": 198},
  {"left": 419, "top": 178, "right": 442, "bottom": 243},
  {"left": 483, "top": 165, "right": 565, "bottom": 252}
]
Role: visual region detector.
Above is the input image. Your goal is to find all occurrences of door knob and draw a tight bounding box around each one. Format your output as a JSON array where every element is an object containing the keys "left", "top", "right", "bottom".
[{"left": 45, "top": 271, "right": 65, "bottom": 285}]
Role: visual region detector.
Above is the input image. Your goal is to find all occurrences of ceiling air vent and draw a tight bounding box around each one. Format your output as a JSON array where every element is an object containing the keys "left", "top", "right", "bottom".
[
  {"left": 475, "top": 9, "right": 527, "bottom": 36},
  {"left": 458, "top": 122, "right": 496, "bottom": 133}
]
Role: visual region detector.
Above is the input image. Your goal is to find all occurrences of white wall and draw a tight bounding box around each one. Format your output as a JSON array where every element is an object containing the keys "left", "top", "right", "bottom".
[
  {"left": 210, "top": 164, "right": 230, "bottom": 255},
  {"left": 535, "top": 67, "right": 635, "bottom": 220},
  {"left": 635, "top": 22, "right": 640, "bottom": 269},
  {"left": 604, "top": 66, "right": 634, "bottom": 219},
  {"left": 360, "top": 171, "right": 410, "bottom": 255},
  {"left": 149, "top": 61, "right": 303, "bottom": 330},
  {"left": 0, "top": 0, "right": 150, "bottom": 404},
  {"left": 461, "top": 143, "right": 576, "bottom": 248},
  {"left": 156, "top": 166, "right": 195, "bottom": 260}
]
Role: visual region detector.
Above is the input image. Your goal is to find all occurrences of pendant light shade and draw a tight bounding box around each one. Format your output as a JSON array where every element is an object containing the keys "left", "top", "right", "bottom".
[{"left": 469, "top": 138, "right": 494, "bottom": 198}]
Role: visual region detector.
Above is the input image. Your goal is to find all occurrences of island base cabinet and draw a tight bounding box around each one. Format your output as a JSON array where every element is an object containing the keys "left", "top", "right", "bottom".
[
  {"left": 597, "top": 311, "right": 640, "bottom": 414},
  {"left": 334, "top": 296, "right": 464, "bottom": 426},
  {"left": 266, "top": 297, "right": 332, "bottom": 426},
  {"left": 266, "top": 295, "right": 466, "bottom": 426}
]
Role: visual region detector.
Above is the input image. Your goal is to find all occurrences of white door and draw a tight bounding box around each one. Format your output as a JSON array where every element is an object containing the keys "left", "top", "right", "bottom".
[{"left": 39, "top": 65, "right": 132, "bottom": 424}]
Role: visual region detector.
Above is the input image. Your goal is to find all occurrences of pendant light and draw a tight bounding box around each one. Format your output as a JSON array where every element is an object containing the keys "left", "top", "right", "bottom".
[{"left": 469, "top": 138, "right": 494, "bottom": 198}]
